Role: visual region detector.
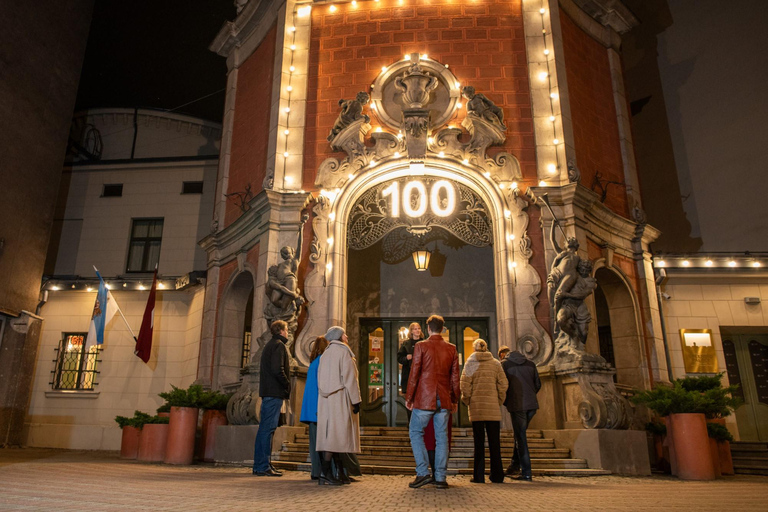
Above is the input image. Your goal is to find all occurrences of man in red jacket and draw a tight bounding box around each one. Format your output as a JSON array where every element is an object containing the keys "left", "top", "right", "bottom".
[{"left": 405, "top": 315, "right": 460, "bottom": 489}]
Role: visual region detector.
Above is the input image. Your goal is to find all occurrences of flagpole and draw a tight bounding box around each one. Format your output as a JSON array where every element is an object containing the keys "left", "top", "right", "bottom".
[{"left": 93, "top": 265, "right": 138, "bottom": 341}]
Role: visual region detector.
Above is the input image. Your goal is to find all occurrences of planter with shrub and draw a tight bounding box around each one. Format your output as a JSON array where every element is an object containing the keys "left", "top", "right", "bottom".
[
  {"left": 115, "top": 413, "right": 142, "bottom": 460},
  {"left": 633, "top": 373, "right": 740, "bottom": 481},
  {"left": 198, "top": 390, "right": 232, "bottom": 462},
  {"left": 137, "top": 415, "right": 171, "bottom": 462},
  {"left": 159, "top": 384, "right": 206, "bottom": 465}
]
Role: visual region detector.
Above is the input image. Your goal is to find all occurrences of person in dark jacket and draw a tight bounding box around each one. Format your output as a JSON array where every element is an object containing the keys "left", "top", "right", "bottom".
[
  {"left": 397, "top": 322, "right": 423, "bottom": 420},
  {"left": 252, "top": 320, "right": 291, "bottom": 477},
  {"left": 501, "top": 349, "right": 541, "bottom": 481},
  {"left": 300, "top": 336, "right": 329, "bottom": 480}
]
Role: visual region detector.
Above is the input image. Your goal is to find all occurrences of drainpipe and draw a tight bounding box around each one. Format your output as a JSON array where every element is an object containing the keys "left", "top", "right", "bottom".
[
  {"left": 130, "top": 107, "right": 139, "bottom": 159},
  {"left": 36, "top": 290, "right": 49, "bottom": 316},
  {"left": 655, "top": 269, "right": 674, "bottom": 382}
]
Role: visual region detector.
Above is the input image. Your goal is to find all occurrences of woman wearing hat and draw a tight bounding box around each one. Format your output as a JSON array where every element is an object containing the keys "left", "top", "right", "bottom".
[{"left": 316, "top": 326, "right": 362, "bottom": 485}]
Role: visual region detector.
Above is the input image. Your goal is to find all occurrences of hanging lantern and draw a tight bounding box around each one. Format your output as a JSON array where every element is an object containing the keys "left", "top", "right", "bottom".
[{"left": 412, "top": 249, "right": 432, "bottom": 271}]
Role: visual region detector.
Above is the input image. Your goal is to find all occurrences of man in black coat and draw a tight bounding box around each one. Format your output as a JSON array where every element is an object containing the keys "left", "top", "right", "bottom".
[
  {"left": 501, "top": 350, "right": 541, "bottom": 481},
  {"left": 252, "top": 320, "right": 291, "bottom": 477},
  {"left": 397, "top": 322, "right": 423, "bottom": 420}
]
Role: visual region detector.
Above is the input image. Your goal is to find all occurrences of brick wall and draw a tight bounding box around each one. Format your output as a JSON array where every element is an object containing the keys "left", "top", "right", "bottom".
[
  {"left": 226, "top": 24, "right": 277, "bottom": 227},
  {"left": 560, "top": 10, "right": 628, "bottom": 217},
  {"left": 303, "top": 0, "right": 538, "bottom": 188}
]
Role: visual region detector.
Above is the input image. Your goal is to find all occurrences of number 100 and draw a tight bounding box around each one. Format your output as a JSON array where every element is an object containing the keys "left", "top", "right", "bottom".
[{"left": 381, "top": 180, "right": 456, "bottom": 218}]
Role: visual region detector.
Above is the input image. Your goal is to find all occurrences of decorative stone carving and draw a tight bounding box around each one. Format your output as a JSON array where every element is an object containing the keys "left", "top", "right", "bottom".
[
  {"left": 567, "top": 160, "right": 581, "bottom": 183},
  {"left": 328, "top": 92, "right": 371, "bottom": 142},
  {"left": 394, "top": 53, "right": 438, "bottom": 159},
  {"left": 556, "top": 362, "right": 632, "bottom": 429},
  {"left": 461, "top": 86, "right": 506, "bottom": 129}
]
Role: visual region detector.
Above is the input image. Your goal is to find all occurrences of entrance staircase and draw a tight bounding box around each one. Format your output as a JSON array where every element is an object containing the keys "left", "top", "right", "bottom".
[
  {"left": 731, "top": 441, "right": 768, "bottom": 475},
  {"left": 272, "top": 426, "right": 610, "bottom": 476}
]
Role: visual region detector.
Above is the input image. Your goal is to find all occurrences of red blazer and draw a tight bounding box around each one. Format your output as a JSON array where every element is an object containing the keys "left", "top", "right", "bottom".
[{"left": 405, "top": 334, "right": 460, "bottom": 411}]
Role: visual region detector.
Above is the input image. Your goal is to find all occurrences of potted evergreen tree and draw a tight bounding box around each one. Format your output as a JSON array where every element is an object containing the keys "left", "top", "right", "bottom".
[
  {"left": 633, "top": 373, "right": 739, "bottom": 481},
  {"left": 159, "top": 384, "right": 206, "bottom": 465},
  {"left": 115, "top": 412, "right": 142, "bottom": 460},
  {"left": 197, "top": 390, "right": 232, "bottom": 462}
]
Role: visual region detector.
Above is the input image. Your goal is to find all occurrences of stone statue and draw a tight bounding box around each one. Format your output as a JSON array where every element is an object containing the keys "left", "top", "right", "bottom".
[
  {"left": 327, "top": 92, "right": 370, "bottom": 142},
  {"left": 555, "top": 258, "right": 597, "bottom": 346},
  {"left": 461, "top": 86, "right": 505, "bottom": 128},
  {"left": 547, "top": 219, "right": 581, "bottom": 316},
  {"left": 264, "top": 213, "right": 309, "bottom": 328},
  {"left": 234, "top": 0, "right": 249, "bottom": 15}
]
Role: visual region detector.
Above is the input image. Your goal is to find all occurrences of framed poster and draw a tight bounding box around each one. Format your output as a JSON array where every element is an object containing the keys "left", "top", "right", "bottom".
[
  {"left": 368, "top": 363, "right": 383, "bottom": 386},
  {"left": 680, "top": 329, "right": 719, "bottom": 374},
  {"left": 370, "top": 335, "right": 382, "bottom": 352}
]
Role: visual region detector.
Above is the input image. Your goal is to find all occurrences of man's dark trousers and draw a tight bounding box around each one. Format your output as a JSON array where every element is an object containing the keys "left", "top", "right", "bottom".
[
  {"left": 252, "top": 397, "right": 282, "bottom": 472},
  {"left": 510, "top": 409, "right": 537, "bottom": 477}
]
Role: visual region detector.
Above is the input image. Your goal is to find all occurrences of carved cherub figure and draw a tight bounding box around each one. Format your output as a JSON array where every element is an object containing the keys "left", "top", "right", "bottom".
[
  {"left": 547, "top": 219, "right": 581, "bottom": 314},
  {"left": 327, "top": 91, "right": 371, "bottom": 141},
  {"left": 556, "top": 259, "right": 597, "bottom": 345},
  {"left": 461, "top": 85, "right": 506, "bottom": 128}
]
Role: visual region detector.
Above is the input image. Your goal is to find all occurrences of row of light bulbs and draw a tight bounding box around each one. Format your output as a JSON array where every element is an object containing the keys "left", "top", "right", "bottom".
[
  {"left": 656, "top": 258, "right": 762, "bottom": 268},
  {"left": 48, "top": 282, "right": 168, "bottom": 291}
]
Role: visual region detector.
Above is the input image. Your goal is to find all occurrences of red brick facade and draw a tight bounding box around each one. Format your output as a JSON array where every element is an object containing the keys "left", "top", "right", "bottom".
[
  {"left": 226, "top": 24, "right": 278, "bottom": 227},
  {"left": 560, "top": 10, "right": 628, "bottom": 217},
  {"left": 303, "top": 0, "right": 538, "bottom": 188}
]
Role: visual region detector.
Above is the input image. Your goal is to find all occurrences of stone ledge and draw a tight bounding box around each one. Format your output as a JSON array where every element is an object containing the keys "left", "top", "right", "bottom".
[{"left": 44, "top": 390, "right": 100, "bottom": 399}]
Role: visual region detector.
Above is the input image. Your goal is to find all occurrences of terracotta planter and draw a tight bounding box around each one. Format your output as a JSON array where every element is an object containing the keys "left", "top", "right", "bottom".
[
  {"left": 198, "top": 409, "right": 228, "bottom": 462},
  {"left": 717, "top": 440, "right": 734, "bottom": 475},
  {"left": 708, "top": 437, "right": 722, "bottom": 478},
  {"left": 652, "top": 433, "right": 671, "bottom": 473},
  {"left": 120, "top": 426, "right": 140, "bottom": 459},
  {"left": 164, "top": 406, "right": 199, "bottom": 465},
  {"left": 664, "top": 416, "right": 677, "bottom": 476},
  {"left": 668, "top": 413, "right": 716, "bottom": 480},
  {"left": 138, "top": 424, "right": 169, "bottom": 462}
]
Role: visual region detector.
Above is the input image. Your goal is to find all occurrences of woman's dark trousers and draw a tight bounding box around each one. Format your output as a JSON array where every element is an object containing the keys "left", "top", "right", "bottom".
[{"left": 472, "top": 421, "right": 503, "bottom": 483}]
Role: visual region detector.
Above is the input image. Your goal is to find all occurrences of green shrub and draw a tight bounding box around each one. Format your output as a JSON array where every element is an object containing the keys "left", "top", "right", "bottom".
[
  {"left": 115, "top": 410, "right": 153, "bottom": 429},
  {"left": 156, "top": 403, "right": 171, "bottom": 414},
  {"left": 632, "top": 373, "right": 741, "bottom": 418},
  {"left": 158, "top": 384, "right": 207, "bottom": 408},
  {"left": 707, "top": 422, "right": 734, "bottom": 442},
  {"left": 115, "top": 415, "right": 133, "bottom": 429},
  {"left": 145, "top": 415, "right": 170, "bottom": 425},
  {"left": 201, "top": 390, "right": 233, "bottom": 411},
  {"left": 645, "top": 421, "right": 667, "bottom": 436}
]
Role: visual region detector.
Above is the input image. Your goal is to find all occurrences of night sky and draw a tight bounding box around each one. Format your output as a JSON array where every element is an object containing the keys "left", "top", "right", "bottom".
[{"left": 74, "top": 1, "right": 236, "bottom": 123}]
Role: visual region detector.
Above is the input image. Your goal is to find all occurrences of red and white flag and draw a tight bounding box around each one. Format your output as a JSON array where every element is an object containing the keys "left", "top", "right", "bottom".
[{"left": 135, "top": 268, "right": 157, "bottom": 363}]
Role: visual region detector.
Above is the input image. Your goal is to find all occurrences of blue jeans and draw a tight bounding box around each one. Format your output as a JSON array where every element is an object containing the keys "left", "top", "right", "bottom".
[
  {"left": 409, "top": 398, "right": 450, "bottom": 482},
  {"left": 252, "top": 397, "right": 283, "bottom": 472}
]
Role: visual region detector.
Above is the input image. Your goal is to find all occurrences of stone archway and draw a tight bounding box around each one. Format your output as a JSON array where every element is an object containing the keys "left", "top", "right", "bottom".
[
  {"left": 215, "top": 270, "right": 255, "bottom": 389},
  {"left": 593, "top": 266, "right": 647, "bottom": 389}
]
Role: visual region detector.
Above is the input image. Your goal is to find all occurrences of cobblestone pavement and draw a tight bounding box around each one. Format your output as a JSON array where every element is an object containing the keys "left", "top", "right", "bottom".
[{"left": 1, "top": 449, "right": 767, "bottom": 511}]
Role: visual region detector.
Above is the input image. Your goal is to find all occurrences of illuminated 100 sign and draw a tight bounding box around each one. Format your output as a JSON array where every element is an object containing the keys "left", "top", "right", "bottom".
[{"left": 381, "top": 180, "right": 456, "bottom": 218}]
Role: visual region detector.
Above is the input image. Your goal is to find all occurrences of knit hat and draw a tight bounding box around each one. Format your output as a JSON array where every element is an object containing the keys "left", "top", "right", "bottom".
[{"left": 324, "top": 326, "right": 345, "bottom": 342}]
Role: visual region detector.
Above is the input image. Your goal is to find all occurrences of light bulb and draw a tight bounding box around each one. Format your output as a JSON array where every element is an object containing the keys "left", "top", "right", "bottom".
[
  {"left": 290, "top": 44, "right": 296, "bottom": 51},
  {"left": 284, "top": 129, "right": 290, "bottom": 135},
  {"left": 123, "top": 283, "right": 127, "bottom": 288},
  {"left": 381, "top": 66, "right": 387, "bottom": 72},
  {"left": 682, "top": 260, "right": 690, "bottom": 267},
  {"left": 327, "top": 237, "right": 334, "bottom": 246},
  {"left": 504, "top": 210, "right": 511, "bottom": 219},
  {"left": 511, "top": 181, "right": 518, "bottom": 190},
  {"left": 456, "top": 102, "right": 462, "bottom": 109},
  {"left": 289, "top": 26, "right": 296, "bottom": 32},
  {"left": 553, "top": 138, "right": 559, "bottom": 144},
  {"left": 289, "top": 65, "right": 295, "bottom": 72},
  {"left": 375, "top": 127, "right": 383, "bottom": 132},
  {"left": 540, "top": 8, "right": 546, "bottom": 14},
  {"left": 404, "top": 54, "right": 411, "bottom": 60},
  {"left": 438, "top": 151, "right": 445, "bottom": 158},
  {"left": 329, "top": 4, "right": 337, "bottom": 12},
  {"left": 547, "top": 163, "right": 557, "bottom": 174},
  {"left": 705, "top": 260, "right": 713, "bottom": 267},
  {"left": 539, "top": 180, "right": 546, "bottom": 187},
  {"left": 550, "top": 92, "right": 559, "bottom": 99},
  {"left": 394, "top": 152, "right": 401, "bottom": 157},
  {"left": 549, "top": 115, "right": 556, "bottom": 122},
  {"left": 51, "top": 285, "right": 59, "bottom": 291},
  {"left": 283, "top": 151, "right": 290, "bottom": 157},
  {"left": 539, "top": 71, "right": 548, "bottom": 81},
  {"left": 753, "top": 261, "right": 761, "bottom": 268},
  {"left": 729, "top": 260, "right": 737, "bottom": 267},
  {"left": 657, "top": 260, "right": 666, "bottom": 267},
  {"left": 284, "top": 107, "right": 291, "bottom": 113},
  {"left": 421, "top": 54, "right": 428, "bottom": 60},
  {"left": 483, "top": 172, "right": 491, "bottom": 178},
  {"left": 543, "top": 49, "right": 550, "bottom": 56},
  {"left": 286, "top": 85, "right": 292, "bottom": 92},
  {"left": 463, "top": 159, "right": 469, "bottom": 165}
]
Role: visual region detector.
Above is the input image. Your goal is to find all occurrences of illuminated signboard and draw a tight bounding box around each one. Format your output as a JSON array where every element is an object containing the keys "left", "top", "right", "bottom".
[{"left": 380, "top": 179, "right": 457, "bottom": 218}]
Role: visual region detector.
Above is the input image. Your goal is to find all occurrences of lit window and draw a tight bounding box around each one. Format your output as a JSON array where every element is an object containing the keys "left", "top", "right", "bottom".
[
  {"left": 127, "top": 218, "right": 164, "bottom": 272},
  {"left": 52, "top": 333, "right": 100, "bottom": 390}
]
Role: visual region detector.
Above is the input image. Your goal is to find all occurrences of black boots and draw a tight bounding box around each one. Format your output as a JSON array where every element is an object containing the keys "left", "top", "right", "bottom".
[{"left": 319, "top": 455, "right": 342, "bottom": 486}]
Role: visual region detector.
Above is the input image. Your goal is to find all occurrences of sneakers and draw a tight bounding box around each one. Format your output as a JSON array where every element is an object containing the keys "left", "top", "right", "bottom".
[{"left": 409, "top": 474, "right": 434, "bottom": 488}]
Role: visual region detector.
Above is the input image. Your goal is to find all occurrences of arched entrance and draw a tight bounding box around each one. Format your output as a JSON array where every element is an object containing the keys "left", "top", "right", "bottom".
[
  {"left": 215, "top": 271, "right": 255, "bottom": 390},
  {"left": 593, "top": 267, "right": 647, "bottom": 389}
]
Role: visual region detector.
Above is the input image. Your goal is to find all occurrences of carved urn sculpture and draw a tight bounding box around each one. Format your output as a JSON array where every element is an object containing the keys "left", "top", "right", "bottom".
[{"left": 394, "top": 54, "right": 439, "bottom": 109}]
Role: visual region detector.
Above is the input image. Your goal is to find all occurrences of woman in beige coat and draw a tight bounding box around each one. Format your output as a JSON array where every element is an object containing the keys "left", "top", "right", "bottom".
[
  {"left": 316, "top": 326, "right": 362, "bottom": 485},
  {"left": 460, "top": 339, "right": 508, "bottom": 483}
]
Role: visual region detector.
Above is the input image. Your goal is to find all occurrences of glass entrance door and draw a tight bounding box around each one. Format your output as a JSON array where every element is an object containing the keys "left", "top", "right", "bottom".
[
  {"left": 359, "top": 318, "right": 489, "bottom": 427},
  {"left": 723, "top": 333, "right": 768, "bottom": 441}
]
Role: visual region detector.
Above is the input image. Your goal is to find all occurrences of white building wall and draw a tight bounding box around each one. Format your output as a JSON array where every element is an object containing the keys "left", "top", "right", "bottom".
[
  {"left": 26, "top": 287, "right": 205, "bottom": 450},
  {"left": 54, "top": 160, "right": 217, "bottom": 278},
  {"left": 661, "top": 274, "right": 768, "bottom": 380}
]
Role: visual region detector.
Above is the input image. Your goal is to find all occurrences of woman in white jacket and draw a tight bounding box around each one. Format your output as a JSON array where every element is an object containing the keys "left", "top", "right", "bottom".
[{"left": 316, "top": 326, "right": 362, "bottom": 485}]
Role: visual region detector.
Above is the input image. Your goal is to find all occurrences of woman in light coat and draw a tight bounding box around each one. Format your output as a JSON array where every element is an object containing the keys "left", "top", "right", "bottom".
[
  {"left": 316, "top": 326, "right": 362, "bottom": 485},
  {"left": 460, "top": 339, "right": 508, "bottom": 483}
]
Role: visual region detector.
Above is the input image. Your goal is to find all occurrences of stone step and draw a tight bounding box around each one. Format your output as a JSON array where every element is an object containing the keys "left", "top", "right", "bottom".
[
  {"left": 358, "top": 427, "right": 543, "bottom": 439},
  {"left": 733, "top": 467, "right": 768, "bottom": 476},
  {"left": 282, "top": 442, "right": 556, "bottom": 458},
  {"left": 270, "top": 460, "right": 610, "bottom": 477},
  {"left": 731, "top": 447, "right": 768, "bottom": 456},
  {"left": 732, "top": 457, "right": 768, "bottom": 465},
  {"left": 292, "top": 435, "right": 554, "bottom": 448},
  {"left": 273, "top": 450, "right": 578, "bottom": 468}
]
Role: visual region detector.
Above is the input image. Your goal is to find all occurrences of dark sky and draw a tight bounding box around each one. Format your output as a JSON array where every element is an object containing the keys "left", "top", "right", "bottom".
[{"left": 74, "top": 1, "right": 236, "bottom": 123}]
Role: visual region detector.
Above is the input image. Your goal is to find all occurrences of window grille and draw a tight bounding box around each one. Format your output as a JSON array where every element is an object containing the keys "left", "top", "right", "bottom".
[
  {"left": 51, "top": 333, "right": 101, "bottom": 390},
  {"left": 126, "top": 218, "right": 163, "bottom": 272},
  {"left": 241, "top": 331, "right": 252, "bottom": 368}
]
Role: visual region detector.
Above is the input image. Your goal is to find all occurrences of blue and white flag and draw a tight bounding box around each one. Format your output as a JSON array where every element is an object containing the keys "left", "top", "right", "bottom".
[{"left": 84, "top": 271, "right": 119, "bottom": 353}]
